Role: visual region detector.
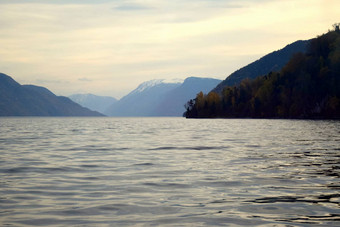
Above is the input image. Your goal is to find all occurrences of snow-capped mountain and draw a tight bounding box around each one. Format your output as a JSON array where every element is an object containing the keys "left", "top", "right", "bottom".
[
  {"left": 104, "top": 79, "right": 182, "bottom": 116},
  {"left": 154, "top": 77, "right": 222, "bottom": 116},
  {"left": 128, "top": 78, "right": 183, "bottom": 95},
  {"left": 104, "top": 77, "right": 221, "bottom": 116}
]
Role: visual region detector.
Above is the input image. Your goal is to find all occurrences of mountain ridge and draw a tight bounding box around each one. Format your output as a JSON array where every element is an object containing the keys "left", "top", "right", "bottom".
[
  {"left": 104, "top": 80, "right": 182, "bottom": 116},
  {"left": 154, "top": 77, "right": 222, "bottom": 116},
  {"left": 185, "top": 31, "right": 340, "bottom": 119},
  {"left": 212, "top": 39, "right": 310, "bottom": 94},
  {"left": 105, "top": 77, "right": 221, "bottom": 116},
  {"left": 0, "top": 73, "right": 103, "bottom": 116}
]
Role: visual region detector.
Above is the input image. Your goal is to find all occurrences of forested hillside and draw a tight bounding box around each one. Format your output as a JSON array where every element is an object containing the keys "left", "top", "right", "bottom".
[
  {"left": 212, "top": 40, "right": 309, "bottom": 94},
  {"left": 185, "top": 31, "right": 340, "bottom": 119}
]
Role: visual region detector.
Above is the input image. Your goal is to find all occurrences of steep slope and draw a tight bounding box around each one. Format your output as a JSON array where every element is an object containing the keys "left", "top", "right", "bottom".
[
  {"left": 105, "top": 79, "right": 182, "bottom": 116},
  {"left": 69, "top": 94, "right": 117, "bottom": 114},
  {"left": 154, "top": 77, "right": 221, "bottom": 116},
  {"left": 0, "top": 73, "right": 103, "bottom": 116},
  {"left": 213, "top": 40, "right": 310, "bottom": 93},
  {"left": 185, "top": 31, "right": 340, "bottom": 119}
]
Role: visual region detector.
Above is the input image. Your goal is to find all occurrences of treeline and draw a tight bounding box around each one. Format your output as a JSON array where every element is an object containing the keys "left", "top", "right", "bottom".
[{"left": 184, "top": 31, "right": 340, "bottom": 119}]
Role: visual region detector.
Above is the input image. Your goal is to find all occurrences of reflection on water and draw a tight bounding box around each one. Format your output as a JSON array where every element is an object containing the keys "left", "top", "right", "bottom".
[{"left": 0, "top": 118, "right": 339, "bottom": 226}]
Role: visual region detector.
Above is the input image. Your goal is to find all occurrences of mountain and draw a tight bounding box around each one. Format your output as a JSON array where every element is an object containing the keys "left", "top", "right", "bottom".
[
  {"left": 69, "top": 94, "right": 117, "bottom": 114},
  {"left": 0, "top": 73, "right": 103, "bottom": 116},
  {"left": 104, "top": 79, "right": 182, "bottom": 116},
  {"left": 154, "top": 77, "right": 222, "bottom": 116},
  {"left": 185, "top": 31, "right": 340, "bottom": 119},
  {"left": 212, "top": 39, "right": 310, "bottom": 94},
  {"left": 104, "top": 77, "right": 221, "bottom": 116}
]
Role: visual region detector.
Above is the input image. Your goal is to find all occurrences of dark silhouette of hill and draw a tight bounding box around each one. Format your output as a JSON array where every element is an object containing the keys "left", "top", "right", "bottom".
[
  {"left": 0, "top": 73, "right": 103, "bottom": 116},
  {"left": 185, "top": 31, "right": 340, "bottom": 119},
  {"left": 212, "top": 40, "right": 310, "bottom": 94}
]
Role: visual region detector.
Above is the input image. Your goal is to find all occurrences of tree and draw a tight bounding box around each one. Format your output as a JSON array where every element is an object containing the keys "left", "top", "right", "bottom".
[{"left": 184, "top": 30, "right": 340, "bottom": 119}]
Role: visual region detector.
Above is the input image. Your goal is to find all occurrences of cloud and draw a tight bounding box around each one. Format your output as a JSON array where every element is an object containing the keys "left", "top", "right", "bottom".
[
  {"left": 114, "top": 3, "right": 152, "bottom": 11},
  {"left": 34, "top": 79, "right": 65, "bottom": 85},
  {"left": 78, "top": 77, "right": 93, "bottom": 82},
  {"left": 0, "top": 0, "right": 116, "bottom": 4},
  {"left": 0, "top": 0, "right": 339, "bottom": 98}
]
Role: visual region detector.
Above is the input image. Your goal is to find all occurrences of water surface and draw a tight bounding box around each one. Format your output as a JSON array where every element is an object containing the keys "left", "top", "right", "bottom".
[{"left": 0, "top": 118, "right": 339, "bottom": 226}]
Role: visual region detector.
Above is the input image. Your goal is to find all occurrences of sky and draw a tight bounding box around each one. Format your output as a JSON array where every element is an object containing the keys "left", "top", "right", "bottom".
[{"left": 0, "top": 0, "right": 339, "bottom": 99}]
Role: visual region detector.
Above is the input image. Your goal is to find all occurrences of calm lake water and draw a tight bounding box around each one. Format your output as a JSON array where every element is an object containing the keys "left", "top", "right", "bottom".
[{"left": 0, "top": 117, "right": 339, "bottom": 226}]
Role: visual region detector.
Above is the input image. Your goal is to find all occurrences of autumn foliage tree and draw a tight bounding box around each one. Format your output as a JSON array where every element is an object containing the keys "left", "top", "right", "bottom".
[{"left": 184, "top": 30, "right": 340, "bottom": 119}]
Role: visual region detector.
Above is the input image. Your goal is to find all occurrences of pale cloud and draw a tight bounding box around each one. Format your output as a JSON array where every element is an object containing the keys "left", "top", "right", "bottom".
[
  {"left": 0, "top": 0, "right": 338, "bottom": 98},
  {"left": 78, "top": 77, "right": 93, "bottom": 82}
]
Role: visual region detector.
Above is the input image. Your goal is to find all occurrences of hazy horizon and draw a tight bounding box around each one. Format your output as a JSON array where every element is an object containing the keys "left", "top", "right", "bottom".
[{"left": 0, "top": 0, "right": 339, "bottom": 99}]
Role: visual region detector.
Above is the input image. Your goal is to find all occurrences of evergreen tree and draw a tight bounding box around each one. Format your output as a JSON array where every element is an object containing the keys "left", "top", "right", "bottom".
[{"left": 184, "top": 30, "right": 340, "bottom": 119}]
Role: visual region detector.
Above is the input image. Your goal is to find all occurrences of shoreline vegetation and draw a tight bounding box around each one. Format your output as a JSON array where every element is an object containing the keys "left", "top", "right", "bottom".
[{"left": 184, "top": 30, "right": 340, "bottom": 119}]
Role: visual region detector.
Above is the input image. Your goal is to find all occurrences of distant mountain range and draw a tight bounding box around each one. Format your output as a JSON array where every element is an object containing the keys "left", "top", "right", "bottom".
[
  {"left": 212, "top": 39, "right": 310, "bottom": 94},
  {"left": 1, "top": 37, "right": 318, "bottom": 117},
  {"left": 0, "top": 73, "right": 103, "bottom": 116},
  {"left": 104, "top": 77, "right": 221, "bottom": 116},
  {"left": 69, "top": 94, "right": 117, "bottom": 115}
]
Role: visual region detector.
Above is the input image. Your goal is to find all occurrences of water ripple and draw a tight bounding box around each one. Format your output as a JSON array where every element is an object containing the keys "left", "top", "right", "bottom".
[{"left": 0, "top": 118, "right": 339, "bottom": 226}]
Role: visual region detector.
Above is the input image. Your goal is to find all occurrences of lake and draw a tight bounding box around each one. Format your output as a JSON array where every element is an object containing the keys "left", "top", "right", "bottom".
[{"left": 0, "top": 117, "right": 339, "bottom": 226}]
